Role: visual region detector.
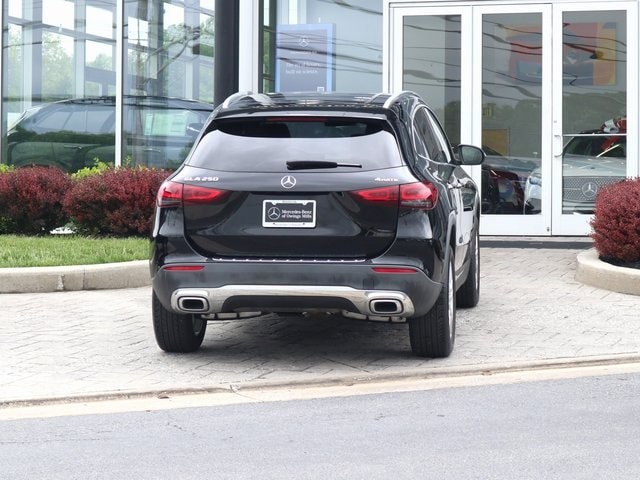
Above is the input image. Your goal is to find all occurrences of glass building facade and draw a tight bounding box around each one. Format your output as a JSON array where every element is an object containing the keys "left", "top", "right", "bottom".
[
  {"left": 1, "top": 0, "right": 215, "bottom": 171},
  {"left": 261, "top": 0, "right": 382, "bottom": 94},
  {"left": 1, "top": 0, "right": 636, "bottom": 235}
]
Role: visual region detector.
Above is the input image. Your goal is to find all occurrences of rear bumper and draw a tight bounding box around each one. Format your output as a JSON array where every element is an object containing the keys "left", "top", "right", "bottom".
[
  {"left": 171, "top": 285, "right": 414, "bottom": 317},
  {"left": 152, "top": 261, "right": 442, "bottom": 319}
]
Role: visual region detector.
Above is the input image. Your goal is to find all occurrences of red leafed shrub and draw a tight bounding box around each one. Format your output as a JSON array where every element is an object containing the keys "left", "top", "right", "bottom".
[
  {"left": 590, "top": 178, "right": 640, "bottom": 263},
  {"left": 0, "top": 166, "right": 72, "bottom": 234},
  {"left": 64, "top": 168, "right": 170, "bottom": 236}
]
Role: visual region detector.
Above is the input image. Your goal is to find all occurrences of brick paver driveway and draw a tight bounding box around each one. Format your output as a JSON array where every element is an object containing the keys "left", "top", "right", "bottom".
[{"left": 2, "top": 245, "right": 640, "bottom": 404}]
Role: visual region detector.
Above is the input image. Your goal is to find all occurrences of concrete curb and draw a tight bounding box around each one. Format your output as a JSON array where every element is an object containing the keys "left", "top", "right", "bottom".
[
  {"left": 576, "top": 249, "right": 640, "bottom": 296},
  {"left": 2, "top": 353, "right": 639, "bottom": 408},
  {"left": 0, "top": 260, "right": 150, "bottom": 293},
  {"left": 1, "top": 238, "right": 590, "bottom": 294}
]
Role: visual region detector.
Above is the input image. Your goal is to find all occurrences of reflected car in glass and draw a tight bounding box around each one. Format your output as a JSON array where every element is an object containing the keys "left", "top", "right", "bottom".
[
  {"left": 5, "top": 96, "right": 214, "bottom": 172},
  {"left": 524, "top": 117, "right": 626, "bottom": 214},
  {"left": 481, "top": 146, "right": 540, "bottom": 215},
  {"left": 150, "top": 91, "right": 485, "bottom": 358}
]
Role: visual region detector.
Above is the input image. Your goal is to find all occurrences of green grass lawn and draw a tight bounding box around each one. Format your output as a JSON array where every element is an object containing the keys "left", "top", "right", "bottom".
[{"left": 0, "top": 235, "right": 149, "bottom": 267}]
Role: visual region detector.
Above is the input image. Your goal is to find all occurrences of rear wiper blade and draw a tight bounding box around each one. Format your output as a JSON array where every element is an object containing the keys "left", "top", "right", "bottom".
[{"left": 286, "top": 160, "right": 362, "bottom": 170}]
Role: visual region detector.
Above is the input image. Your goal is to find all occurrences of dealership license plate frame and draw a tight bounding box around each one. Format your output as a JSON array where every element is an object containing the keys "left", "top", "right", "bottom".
[{"left": 262, "top": 199, "right": 316, "bottom": 228}]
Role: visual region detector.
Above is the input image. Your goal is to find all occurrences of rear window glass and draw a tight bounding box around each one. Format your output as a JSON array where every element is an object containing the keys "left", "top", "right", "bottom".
[
  {"left": 218, "top": 117, "right": 383, "bottom": 138},
  {"left": 188, "top": 117, "right": 403, "bottom": 172}
]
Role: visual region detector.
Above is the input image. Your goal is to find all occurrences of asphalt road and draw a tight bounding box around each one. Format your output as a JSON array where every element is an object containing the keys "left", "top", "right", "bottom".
[{"left": 2, "top": 369, "right": 639, "bottom": 480}]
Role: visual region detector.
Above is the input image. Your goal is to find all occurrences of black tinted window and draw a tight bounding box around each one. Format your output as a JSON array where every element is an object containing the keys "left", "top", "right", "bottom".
[
  {"left": 413, "top": 107, "right": 448, "bottom": 163},
  {"left": 425, "top": 109, "right": 452, "bottom": 163},
  {"left": 189, "top": 118, "right": 402, "bottom": 172},
  {"left": 217, "top": 117, "right": 383, "bottom": 138}
]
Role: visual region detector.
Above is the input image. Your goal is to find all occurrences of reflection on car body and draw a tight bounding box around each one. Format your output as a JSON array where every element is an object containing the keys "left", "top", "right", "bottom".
[
  {"left": 481, "top": 146, "right": 540, "bottom": 214},
  {"left": 5, "top": 96, "right": 214, "bottom": 172}
]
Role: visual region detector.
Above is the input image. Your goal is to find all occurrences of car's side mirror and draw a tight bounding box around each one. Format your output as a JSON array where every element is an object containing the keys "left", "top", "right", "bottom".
[{"left": 456, "top": 144, "right": 485, "bottom": 165}]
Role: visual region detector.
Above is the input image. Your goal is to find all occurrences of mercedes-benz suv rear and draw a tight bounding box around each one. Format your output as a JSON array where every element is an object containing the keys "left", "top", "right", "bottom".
[{"left": 150, "top": 91, "right": 485, "bottom": 357}]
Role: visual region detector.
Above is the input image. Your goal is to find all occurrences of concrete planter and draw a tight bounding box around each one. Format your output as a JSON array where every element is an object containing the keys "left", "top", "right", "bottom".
[{"left": 576, "top": 249, "right": 640, "bottom": 296}]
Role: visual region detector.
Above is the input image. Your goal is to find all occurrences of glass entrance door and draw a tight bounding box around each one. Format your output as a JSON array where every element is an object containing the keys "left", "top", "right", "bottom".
[
  {"left": 388, "top": 2, "right": 637, "bottom": 236},
  {"left": 389, "top": 4, "right": 553, "bottom": 235},
  {"left": 389, "top": 7, "right": 472, "bottom": 150},
  {"left": 474, "top": 6, "right": 552, "bottom": 235},
  {"left": 552, "top": 4, "right": 637, "bottom": 235}
]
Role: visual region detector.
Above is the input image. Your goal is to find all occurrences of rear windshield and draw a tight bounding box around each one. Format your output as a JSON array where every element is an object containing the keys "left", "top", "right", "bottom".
[{"left": 188, "top": 117, "right": 403, "bottom": 172}]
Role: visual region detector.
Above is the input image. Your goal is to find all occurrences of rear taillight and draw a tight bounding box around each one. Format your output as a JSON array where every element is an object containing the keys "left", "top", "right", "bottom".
[
  {"left": 399, "top": 182, "right": 438, "bottom": 210},
  {"left": 350, "top": 185, "right": 399, "bottom": 205},
  {"left": 157, "top": 181, "right": 183, "bottom": 208},
  {"left": 157, "top": 181, "right": 229, "bottom": 208},
  {"left": 350, "top": 182, "right": 438, "bottom": 210},
  {"left": 183, "top": 184, "right": 229, "bottom": 205}
]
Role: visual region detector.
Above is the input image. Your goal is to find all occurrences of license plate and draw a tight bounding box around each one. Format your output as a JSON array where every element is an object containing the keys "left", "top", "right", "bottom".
[{"left": 262, "top": 200, "right": 316, "bottom": 228}]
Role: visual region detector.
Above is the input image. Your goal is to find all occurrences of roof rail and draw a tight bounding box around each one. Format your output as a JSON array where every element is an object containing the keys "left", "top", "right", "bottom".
[
  {"left": 220, "top": 91, "right": 279, "bottom": 110},
  {"left": 366, "top": 92, "right": 390, "bottom": 105},
  {"left": 382, "top": 90, "right": 414, "bottom": 109},
  {"left": 221, "top": 91, "right": 253, "bottom": 109},
  {"left": 247, "top": 93, "right": 276, "bottom": 106}
]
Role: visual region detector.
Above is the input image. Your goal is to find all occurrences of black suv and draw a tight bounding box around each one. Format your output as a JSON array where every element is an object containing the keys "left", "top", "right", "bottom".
[
  {"left": 6, "top": 96, "right": 213, "bottom": 172},
  {"left": 150, "top": 91, "right": 485, "bottom": 357}
]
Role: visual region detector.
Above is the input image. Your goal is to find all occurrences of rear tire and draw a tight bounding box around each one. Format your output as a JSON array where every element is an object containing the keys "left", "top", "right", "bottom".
[
  {"left": 409, "top": 248, "right": 455, "bottom": 358},
  {"left": 152, "top": 291, "right": 206, "bottom": 353},
  {"left": 456, "top": 228, "right": 480, "bottom": 308}
]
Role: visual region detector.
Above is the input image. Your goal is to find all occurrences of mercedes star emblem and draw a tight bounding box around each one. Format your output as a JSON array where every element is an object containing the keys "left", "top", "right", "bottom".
[
  {"left": 267, "top": 206, "right": 281, "bottom": 220},
  {"left": 581, "top": 182, "right": 598, "bottom": 199},
  {"left": 281, "top": 175, "right": 297, "bottom": 189}
]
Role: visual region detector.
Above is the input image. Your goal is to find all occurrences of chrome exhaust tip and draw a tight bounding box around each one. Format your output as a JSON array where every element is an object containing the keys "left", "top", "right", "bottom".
[
  {"left": 369, "top": 298, "right": 403, "bottom": 315},
  {"left": 177, "top": 296, "right": 209, "bottom": 313}
]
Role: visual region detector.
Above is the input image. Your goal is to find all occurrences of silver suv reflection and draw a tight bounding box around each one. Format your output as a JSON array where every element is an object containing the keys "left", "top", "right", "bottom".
[{"left": 524, "top": 117, "right": 626, "bottom": 214}]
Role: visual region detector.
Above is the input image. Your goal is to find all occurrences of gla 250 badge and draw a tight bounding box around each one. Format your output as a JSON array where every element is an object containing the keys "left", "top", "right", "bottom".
[{"left": 183, "top": 176, "right": 220, "bottom": 182}]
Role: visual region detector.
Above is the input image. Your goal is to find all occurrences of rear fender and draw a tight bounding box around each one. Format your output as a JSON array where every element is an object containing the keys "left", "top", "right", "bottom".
[
  {"left": 453, "top": 210, "right": 479, "bottom": 288},
  {"left": 423, "top": 211, "right": 454, "bottom": 287}
]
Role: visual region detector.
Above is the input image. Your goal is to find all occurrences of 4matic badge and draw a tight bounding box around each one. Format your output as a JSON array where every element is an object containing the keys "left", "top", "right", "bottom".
[{"left": 374, "top": 177, "right": 399, "bottom": 182}]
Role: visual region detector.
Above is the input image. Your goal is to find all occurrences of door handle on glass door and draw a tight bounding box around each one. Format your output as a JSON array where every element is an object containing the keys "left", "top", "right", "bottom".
[{"left": 553, "top": 134, "right": 563, "bottom": 158}]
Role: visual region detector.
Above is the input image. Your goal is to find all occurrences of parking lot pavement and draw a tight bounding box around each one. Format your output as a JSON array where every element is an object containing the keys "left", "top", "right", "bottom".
[{"left": 2, "top": 244, "right": 640, "bottom": 405}]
